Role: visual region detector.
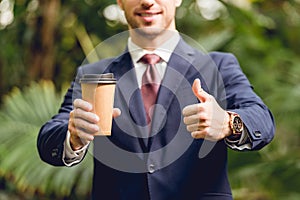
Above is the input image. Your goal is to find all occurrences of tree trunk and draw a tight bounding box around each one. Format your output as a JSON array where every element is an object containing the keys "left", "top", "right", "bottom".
[{"left": 29, "top": 0, "right": 60, "bottom": 80}]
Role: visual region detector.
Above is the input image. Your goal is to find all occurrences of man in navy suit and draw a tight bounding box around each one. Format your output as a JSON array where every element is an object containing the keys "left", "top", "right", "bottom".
[{"left": 37, "top": 0, "right": 275, "bottom": 199}]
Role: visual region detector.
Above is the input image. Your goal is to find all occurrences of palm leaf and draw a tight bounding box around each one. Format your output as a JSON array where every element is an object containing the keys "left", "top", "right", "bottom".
[{"left": 0, "top": 81, "right": 93, "bottom": 199}]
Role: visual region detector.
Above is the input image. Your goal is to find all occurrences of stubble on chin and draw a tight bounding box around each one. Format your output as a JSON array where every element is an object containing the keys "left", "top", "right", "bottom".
[{"left": 131, "top": 26, "right": 167, "bottom": 40}]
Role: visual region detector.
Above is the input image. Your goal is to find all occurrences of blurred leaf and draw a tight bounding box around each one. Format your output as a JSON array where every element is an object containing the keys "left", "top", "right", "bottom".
[{"left": 0, "top": 81, "right": 93, "bottom": 199}]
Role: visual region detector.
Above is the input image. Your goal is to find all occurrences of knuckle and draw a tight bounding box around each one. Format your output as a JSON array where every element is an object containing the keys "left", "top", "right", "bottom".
[
  {"left": 184, "top": 116, "right": 192, "bottom": 125},
  {"left": 182, "top": 107, "right": 188, "bottom": 116},
  {"left": 186, "top": 125, "right": 190, "bottom": 132},
  {"left": 192, "top": 131, "right": 201, "bottom": 139},
  {"left": 183, "top": 117, "right": 187, "bottom": 124},
  {"left": 73, "top": 99, "right": 80, "bottom": 107},
  {"left": 68, "top": 124, "right": 74, "bottom": 133},
  {"left": 69, "top": 110, "right": 74, "bottom": 118},
  {"left": 73, "top": 108, "right": 79, "bottom": 116},
  {"left": 187, "top": 125, "right": 192, "bottom": 132}
]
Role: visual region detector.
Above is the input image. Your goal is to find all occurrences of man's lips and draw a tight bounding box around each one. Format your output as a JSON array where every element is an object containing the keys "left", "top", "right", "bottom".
[
  {"left": 138, "top": 12, "right": 160, "bottom": 17},
  {"left": 136, "top": 11, "right": 162, "bottom": 22}
]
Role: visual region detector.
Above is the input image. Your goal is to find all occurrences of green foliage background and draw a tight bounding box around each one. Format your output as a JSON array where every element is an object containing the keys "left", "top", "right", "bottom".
[{"left": 0, "top": 0, "right": 299, "bottom": 199}]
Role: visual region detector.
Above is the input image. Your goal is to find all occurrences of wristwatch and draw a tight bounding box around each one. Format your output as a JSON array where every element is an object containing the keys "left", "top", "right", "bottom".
[{"left": 228, "top": 111, "right": 243, "bottom": 135}]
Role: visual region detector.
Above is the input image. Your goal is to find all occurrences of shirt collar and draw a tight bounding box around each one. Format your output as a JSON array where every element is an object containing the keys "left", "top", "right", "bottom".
[{"left": 128, "top": 31, "right": 180, "bottom": 64}]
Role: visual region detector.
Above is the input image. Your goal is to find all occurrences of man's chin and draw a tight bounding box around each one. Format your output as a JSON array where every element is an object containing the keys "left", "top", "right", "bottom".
[{"left": 133, "top": 27, "right": 166, "bottom": 38}]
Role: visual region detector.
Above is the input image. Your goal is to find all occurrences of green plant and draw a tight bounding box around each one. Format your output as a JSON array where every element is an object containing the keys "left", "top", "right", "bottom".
[{"left": 0, "top": 81, "right": 93, "bottom": 199}]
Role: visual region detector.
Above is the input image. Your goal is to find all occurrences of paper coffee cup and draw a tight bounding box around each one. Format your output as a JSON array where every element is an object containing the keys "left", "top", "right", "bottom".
[{"left": 80, "top": 73, "right": 116, "bottom": 136}]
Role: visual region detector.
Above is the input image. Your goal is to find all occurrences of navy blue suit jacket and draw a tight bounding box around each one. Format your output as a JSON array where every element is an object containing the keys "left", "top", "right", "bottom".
[{"left": 38, "top": 39, "right": 275, "bottom": 200}]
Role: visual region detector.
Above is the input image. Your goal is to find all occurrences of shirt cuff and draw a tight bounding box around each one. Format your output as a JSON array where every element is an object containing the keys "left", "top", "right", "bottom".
[
  {"left": 225, "top": 127, "right": 252, "bottom": 151},
  {"left": 62, "top": 130, "right": 88, "bottom": 166}
]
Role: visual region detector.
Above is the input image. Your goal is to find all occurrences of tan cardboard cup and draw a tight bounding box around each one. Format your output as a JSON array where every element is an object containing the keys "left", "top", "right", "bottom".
[{"left": 80, "top": 73, "right": 116, "bottom": 136}]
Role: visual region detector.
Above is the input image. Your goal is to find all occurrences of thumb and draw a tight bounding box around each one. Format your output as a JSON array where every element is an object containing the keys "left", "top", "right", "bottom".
[
  {"left": 113, "top": 108, "right": 121, "bottom": 118},
  {"left": 192, "top": 79, "right": 209, "bottom": 103}
]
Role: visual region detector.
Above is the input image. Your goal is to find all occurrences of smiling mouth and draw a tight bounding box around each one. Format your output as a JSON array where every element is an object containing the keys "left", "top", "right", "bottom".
[
  {"left": 136, "top": 11, "right": 162, "bottom": 17},
  {"left": 139, "top": 13, "right": 158, "bottom": 17}
]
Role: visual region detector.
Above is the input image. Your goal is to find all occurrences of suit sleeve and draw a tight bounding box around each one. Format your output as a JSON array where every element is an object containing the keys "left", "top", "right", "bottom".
[
  {"left": 37, "top": 73, "right": 83, "bottom": 166},
  {"left": 214, "top": 52, "right": 275, "bottom": 150}
]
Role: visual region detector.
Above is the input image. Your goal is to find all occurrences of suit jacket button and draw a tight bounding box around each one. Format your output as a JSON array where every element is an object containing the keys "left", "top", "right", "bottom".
[
  {"left": 51, "top": 148, "right": 58, "bottom": 157},
  {"left": 148, "top": 164, "right": 155, "bottom": 174},
  {"left": 253, "top": 131, "right": 262, "bottom": 138}
]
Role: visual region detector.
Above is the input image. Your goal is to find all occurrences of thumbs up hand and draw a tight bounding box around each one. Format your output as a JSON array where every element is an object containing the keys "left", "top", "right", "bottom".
[{"left": 182, "top": 79, "right": 231, "bottom": 141}]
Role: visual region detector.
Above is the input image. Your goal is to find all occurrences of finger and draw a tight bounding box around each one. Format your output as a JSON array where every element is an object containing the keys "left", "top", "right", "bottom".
[
  {"left": 73, "top": 107, "right": 99, "bottom": 123},
  {"left": 73, "top": 99, "right": 93, "bottom": 112},
  {"left": 191, "top": 130, "right": 206, "bottom": 139},
  {"left": 186, "top": 123, "right": 207, "bottom": 132},
  {"left": 183, "top": 113, "right": 208, "bottom": 125},
  {"left": 72, "top": 116, "right": 99, "bottom": 133},
  {"left": 113, "top": 108, "right": 121, "bottom": 118},
  {"left": 192, "top": 79, "right": 210, "bottom": 103},
  {"left": 191, "top": 129, "right": 222, "bottom": 141},
  {"left": 182, "top": 104, "right": 202, "bottom": 116},
  {"left": 75, "top": 128, "right": 95, "bottom": 142},
  {"left": 190, "top": 127, "right": 212, "bottom": 139}
]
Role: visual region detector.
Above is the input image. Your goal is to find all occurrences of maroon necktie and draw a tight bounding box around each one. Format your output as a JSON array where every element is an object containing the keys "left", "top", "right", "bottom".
[{"left": 139, "top": 54, "right": 162, "bottom": 124}]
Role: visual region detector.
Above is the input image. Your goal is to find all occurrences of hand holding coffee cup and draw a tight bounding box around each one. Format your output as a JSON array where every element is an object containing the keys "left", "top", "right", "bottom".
[{"left": 68, "top": 73, "right": 120, "bottom": 150}]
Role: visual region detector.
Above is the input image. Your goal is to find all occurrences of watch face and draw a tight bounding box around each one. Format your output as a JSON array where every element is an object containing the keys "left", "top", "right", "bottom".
[{"left": 233, "top": 116, "right": 243, "bottom": 132}]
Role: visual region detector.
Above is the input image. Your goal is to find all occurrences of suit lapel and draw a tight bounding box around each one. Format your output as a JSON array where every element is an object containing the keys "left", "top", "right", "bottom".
[
  {"left": 109, "top": 52, "right": 150, "bottom": 152},
  {"left": 150, "top": 39, "right": 196, "bottom": 136},
  {"left": 110, "top": 52, "right": 147, "bottom": 125}
]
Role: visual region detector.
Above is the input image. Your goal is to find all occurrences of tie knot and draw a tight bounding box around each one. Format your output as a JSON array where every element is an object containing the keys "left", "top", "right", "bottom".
[{"left": 139, "top": 54, "right": 161, "bottom": 65}]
